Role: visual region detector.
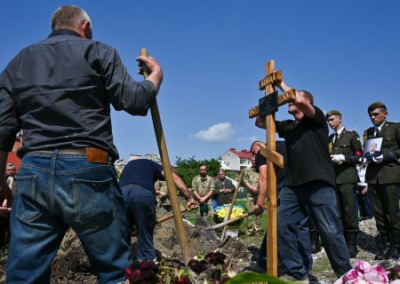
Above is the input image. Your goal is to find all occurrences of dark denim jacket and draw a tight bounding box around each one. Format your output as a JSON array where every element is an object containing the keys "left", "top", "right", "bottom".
[{"left": 0, "top": 29, "right": 156, "bottom": 159}]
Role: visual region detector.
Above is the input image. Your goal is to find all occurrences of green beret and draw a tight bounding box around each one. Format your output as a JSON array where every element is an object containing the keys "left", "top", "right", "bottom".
[
  {"left": 325, "top": 110, "right": 342, "bottom": 119},
  {"left": 368, "top": 101, "right": 387, "bottom": 113}
]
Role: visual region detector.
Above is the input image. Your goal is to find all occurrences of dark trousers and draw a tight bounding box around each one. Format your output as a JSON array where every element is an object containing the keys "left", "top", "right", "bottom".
[
  {"left": 258, "top": 181, "right": 313, "bottom": 273},
  {"left": 356, "top": 186, "right": 374, "bottom": 219},
  {"left": 336, "top": 183, "right": 359, "bottom": 233},
  {"left": 122, "top": 184, "right": 157, "bottom": 261},
  {"left": 278, "top": 182, "right": 351, "bottom": 278},
  {"left": 0, "top": 216, "right": 10, "bottom": 249},
  {"left": 369, "top": 183, "right": 400, "bottom": 234}
]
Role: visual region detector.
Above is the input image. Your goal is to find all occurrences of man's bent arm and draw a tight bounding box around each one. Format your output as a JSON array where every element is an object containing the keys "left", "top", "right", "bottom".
[
  {"left": 0, "top": 150, "right": 13, "bottom": 216},
  {"left": 256, "top": 164, "right": 267, "bottom": 208}
]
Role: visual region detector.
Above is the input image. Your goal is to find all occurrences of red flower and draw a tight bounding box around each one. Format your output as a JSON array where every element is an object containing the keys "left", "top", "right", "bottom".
[
  {"left": 173, "top": 275, "right": 192, "bottom": 284},
  {"left": 188, "top": 258, "right": 208, "bottom": 274},
  {"left": 206, "top": 251, "right": 226, "bottom": 266}
]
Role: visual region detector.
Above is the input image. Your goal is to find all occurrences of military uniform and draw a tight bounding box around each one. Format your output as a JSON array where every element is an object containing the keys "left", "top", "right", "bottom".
[
  {"left": 243, "top": 167, "right": 262, "bottom": 235},
  {"left": 363, "top": 121, "right": 400, "bottom": 257},
  {"left": 214, "top": 178, "right": 235, "bottom": 206},
  {"left": 329, "top": 128, "right": 363, "bottom": 237},
  {"left": 155, "top": 180, "right": 172, "bottom": 212},
  {"left": 192, "top": 175, "right": 215, "bottom": 216}
]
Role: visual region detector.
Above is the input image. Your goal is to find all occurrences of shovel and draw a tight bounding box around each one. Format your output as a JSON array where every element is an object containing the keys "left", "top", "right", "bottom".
[
  {"left": 156, "top": 206, "right": 200, "bottom": 224},
  {"left": 194, "top": 215, "right": 222, "bottom": 241}
]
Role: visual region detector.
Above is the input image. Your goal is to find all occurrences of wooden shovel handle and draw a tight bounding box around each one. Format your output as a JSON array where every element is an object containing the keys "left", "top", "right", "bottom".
[{"left": 157, "top": 208, "right": 188, "bottom": 224}]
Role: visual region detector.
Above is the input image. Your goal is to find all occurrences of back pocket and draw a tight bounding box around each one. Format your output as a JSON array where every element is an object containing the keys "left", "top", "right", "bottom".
[
  {"left": 15, "top": 175, "right": 42, "bottom": 222},
  {"left": 72, "top": 177, "right": 115, "bottom": 227}
]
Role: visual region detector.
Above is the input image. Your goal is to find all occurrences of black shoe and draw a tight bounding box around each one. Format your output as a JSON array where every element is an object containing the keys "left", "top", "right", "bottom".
[
  {"left": 312, "top": 241, "right": 321, "bottom": 254},
  {"left": 385, "top": 246, "right": 399, "bottom": 260},
  {"left": 348, "top": 244, "right": 358, "bottom": 258},
  {"left": 249, "top": 261, "right": 266, "bottom": 273}
]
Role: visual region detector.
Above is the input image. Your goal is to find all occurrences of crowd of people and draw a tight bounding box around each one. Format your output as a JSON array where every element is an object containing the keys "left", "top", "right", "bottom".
[{"left": 0, "top": 4, "right": 399, "bottom": 284}]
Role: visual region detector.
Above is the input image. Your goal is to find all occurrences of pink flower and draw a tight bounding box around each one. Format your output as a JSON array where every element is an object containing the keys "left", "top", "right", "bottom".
[
  {"left": 341, "top": 269, "right": 366, "bottom": 284},
  {"left": 363, "top": 264, "right": 389, "bottom": 283},
  {"left": 354, "top": 260, "right": 372, "bottom": 274}
]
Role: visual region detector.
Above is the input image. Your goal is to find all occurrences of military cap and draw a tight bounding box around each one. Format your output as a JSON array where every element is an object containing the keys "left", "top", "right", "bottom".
[
  {"left": 325, "top": 110, "right": 342, "bottom": 119},
  {"left": 368, "top": 101, "right": 387, "bottom": 113}
]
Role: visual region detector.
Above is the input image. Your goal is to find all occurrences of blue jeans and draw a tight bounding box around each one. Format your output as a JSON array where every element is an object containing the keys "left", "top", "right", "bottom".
[
  {"left": 258, "top": 181, "right": 312, "bottom": 273},
  {"left": 278, "top": 181, "right": 351, "bottom": 278},
  {"left": 7, "top": 151, "right": 131, "bottom": 284},
  {"left": 121, "top": 184, "right": 157, "bottom": 261}
]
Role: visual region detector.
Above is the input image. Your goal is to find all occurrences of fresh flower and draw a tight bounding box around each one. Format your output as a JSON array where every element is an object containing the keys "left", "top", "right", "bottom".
[
  {"left": 206, "top": 251, "right": 226, "bottom": 266},
  {"left": 188, "top": 258, "right": 208, "bottom": 274},
  {"left": 214, "top": 205, "right": 246, "bottom": 220},
  {"left": 335, "top": 261, "right": 389, "bottom": 284}
]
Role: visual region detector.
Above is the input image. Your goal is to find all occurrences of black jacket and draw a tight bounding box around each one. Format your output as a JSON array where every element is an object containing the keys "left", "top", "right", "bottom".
[
  {"left": 0, "top": 29, "right": 156, "bottom": 159},
  {"left": 364, "top": 121, "right": 400, "bottom": 184},
  {"left": 329, "top": 128, "right": 362, "bottom": 184}
]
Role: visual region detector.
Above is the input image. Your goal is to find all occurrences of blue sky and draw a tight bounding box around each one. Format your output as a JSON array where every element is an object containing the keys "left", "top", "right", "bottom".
[{"left": 1, "top": 1, "right": 399, "bottom": 163}]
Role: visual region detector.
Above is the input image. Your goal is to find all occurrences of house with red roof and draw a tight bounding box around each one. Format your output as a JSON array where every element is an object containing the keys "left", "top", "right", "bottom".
[{"left": 220, "top": 148, "right": 252, "bottom": 172}]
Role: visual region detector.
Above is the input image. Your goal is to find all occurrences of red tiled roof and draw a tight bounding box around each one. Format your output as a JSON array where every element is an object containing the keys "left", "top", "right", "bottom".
[{"left": 229, "top": 148, "right": 252, "bottom": 159}]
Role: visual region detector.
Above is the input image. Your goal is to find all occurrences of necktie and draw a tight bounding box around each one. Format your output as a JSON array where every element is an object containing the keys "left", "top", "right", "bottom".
[
  {"left": 375, "top": 128, "right": 380, "bottom": 137},
  {"left": 333, "top": 132, "right": 339, "bottom": 147}
]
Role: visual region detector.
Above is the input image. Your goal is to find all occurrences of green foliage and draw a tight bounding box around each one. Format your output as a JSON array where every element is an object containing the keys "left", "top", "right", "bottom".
[
  {"left": 175, "top": 156, "right": 221, "bottom": 186},
  {"left": 226, "top": 271, "right": 294, "bottom": 284}
]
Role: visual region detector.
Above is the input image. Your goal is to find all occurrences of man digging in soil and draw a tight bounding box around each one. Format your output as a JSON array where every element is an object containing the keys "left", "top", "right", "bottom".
[
  {"left": 119, "top": 158, "right": 196, "bottom": 261},
  {"left": 0, "top": 5, "right": 163, "bottom": 283}
]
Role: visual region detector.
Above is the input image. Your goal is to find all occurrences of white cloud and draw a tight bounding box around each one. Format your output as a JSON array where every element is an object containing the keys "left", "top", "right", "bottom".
[{"left": 194, "top": 122, "right": 234, "bottom": 142}]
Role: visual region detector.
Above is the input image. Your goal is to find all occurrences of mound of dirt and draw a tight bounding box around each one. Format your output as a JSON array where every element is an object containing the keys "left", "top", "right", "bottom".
[{"left": 0, "top": 216, "right": 383, "bottom": 284}]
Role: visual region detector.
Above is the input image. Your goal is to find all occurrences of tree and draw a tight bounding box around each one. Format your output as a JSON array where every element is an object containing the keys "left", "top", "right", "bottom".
[{"left": 175, "top": 156, "right": 221, "bottom": 187}]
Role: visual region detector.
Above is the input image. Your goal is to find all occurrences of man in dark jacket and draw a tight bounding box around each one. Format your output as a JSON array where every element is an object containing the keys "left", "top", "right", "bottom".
[
  {"left": 326, "top": 110, "right": 363, "bottom": 257},
  {"left": 214, "top": 170, "right": 236, "bottom": 206},
  {"left": 363, "top": 101, "right": 400, "bottom": 260},
  {"left": 0, "top": 5, "right": 163, "bottom": 283}
]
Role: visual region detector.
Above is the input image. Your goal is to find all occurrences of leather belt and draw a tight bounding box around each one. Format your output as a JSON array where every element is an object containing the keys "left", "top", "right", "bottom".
[
  {"left": 27, "top": 147, "right": 109, "bottom": 164},
  {"left": 31, "top": 149, "right": 87, "bottom": 155}
]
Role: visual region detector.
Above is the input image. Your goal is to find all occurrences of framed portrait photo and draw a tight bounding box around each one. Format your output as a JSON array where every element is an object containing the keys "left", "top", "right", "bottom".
[{"left": 363, "top": 137, "right": 383, "bottom": 162}]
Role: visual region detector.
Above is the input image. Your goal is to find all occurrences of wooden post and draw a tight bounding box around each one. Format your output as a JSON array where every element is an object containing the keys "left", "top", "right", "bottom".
[
  {"left": 139, "top": 48, "right": 191, "bottom": 264},
  {"left": 265, "top": 61, "right": 278, "bottom": 276},
  {"left": 248, "top": 60, "right": 295, "bottom": 277}
]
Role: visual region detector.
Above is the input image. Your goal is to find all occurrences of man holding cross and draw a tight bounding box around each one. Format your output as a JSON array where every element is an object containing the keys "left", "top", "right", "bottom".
[{"left": 256, "top": 79, "right": 351, "bottom": 281}]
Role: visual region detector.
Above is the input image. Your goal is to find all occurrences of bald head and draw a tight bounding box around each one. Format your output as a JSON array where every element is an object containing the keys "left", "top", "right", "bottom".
[{"left": 51, "top": 5, "right": 92, "bottom": 38}]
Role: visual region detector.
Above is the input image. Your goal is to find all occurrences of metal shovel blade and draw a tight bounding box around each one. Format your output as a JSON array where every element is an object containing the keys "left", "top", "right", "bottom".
[{"left": 195, "top": 216, "right": 221, "bottom": 241}]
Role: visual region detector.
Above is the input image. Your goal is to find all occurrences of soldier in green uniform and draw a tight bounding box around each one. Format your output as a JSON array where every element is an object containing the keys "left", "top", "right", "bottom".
[
  {"left": 243, "top": 157, "right": 262, "bottom": 236},
  {"left": 191, "top": 164, "right": 215, "bottom": 218},
  {"left": 214, "top": 170, "right": 235, "bottom": 206},
  {"left": 363, "top": 102, "right": 400, "bottom": 260},
  {"left": 155, "top": 180, "right": 172, "bottom": 212},
  {"left": 326, "top": 110, "right": 363, "bottom": 257}
]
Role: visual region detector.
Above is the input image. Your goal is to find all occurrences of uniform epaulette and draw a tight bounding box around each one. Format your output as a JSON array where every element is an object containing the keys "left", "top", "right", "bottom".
[{"left": 344, "top": 128, "right": 355, "bottom": 133}]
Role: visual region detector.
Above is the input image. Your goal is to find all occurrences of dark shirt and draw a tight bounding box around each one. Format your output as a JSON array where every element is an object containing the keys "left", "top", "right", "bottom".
[
  {"left": 119, "top": 159, "right": 163, "bottom": 192},
  {"left": 276, "top": 106, "right": 336, "bottom": 187},
  {"left": 0, "top": 29, "right": 156, "bottom": 159},
  {"left": 255, "top": 140, "right": 287, "bottom": 185}
]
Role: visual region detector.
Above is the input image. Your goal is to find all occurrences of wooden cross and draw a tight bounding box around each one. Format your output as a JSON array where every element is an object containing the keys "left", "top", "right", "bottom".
[{"left": 248, "top": 60, "right": 295, "bottom": 276}]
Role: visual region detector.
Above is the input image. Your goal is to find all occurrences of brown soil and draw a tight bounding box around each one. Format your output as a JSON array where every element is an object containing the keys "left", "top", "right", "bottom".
[{"left": 0, "top": 216, "right": 382, "bottom": 284}]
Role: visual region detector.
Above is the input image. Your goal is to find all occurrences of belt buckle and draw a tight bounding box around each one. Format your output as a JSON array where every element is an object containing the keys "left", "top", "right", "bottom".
[{"left": 86, "top": 147, "right": 108, "bottom": 164}]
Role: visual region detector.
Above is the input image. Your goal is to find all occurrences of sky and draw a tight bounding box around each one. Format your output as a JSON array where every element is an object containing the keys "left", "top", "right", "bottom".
[{"left": 1, "top": 1, "right": 399, "bottom": 164}]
